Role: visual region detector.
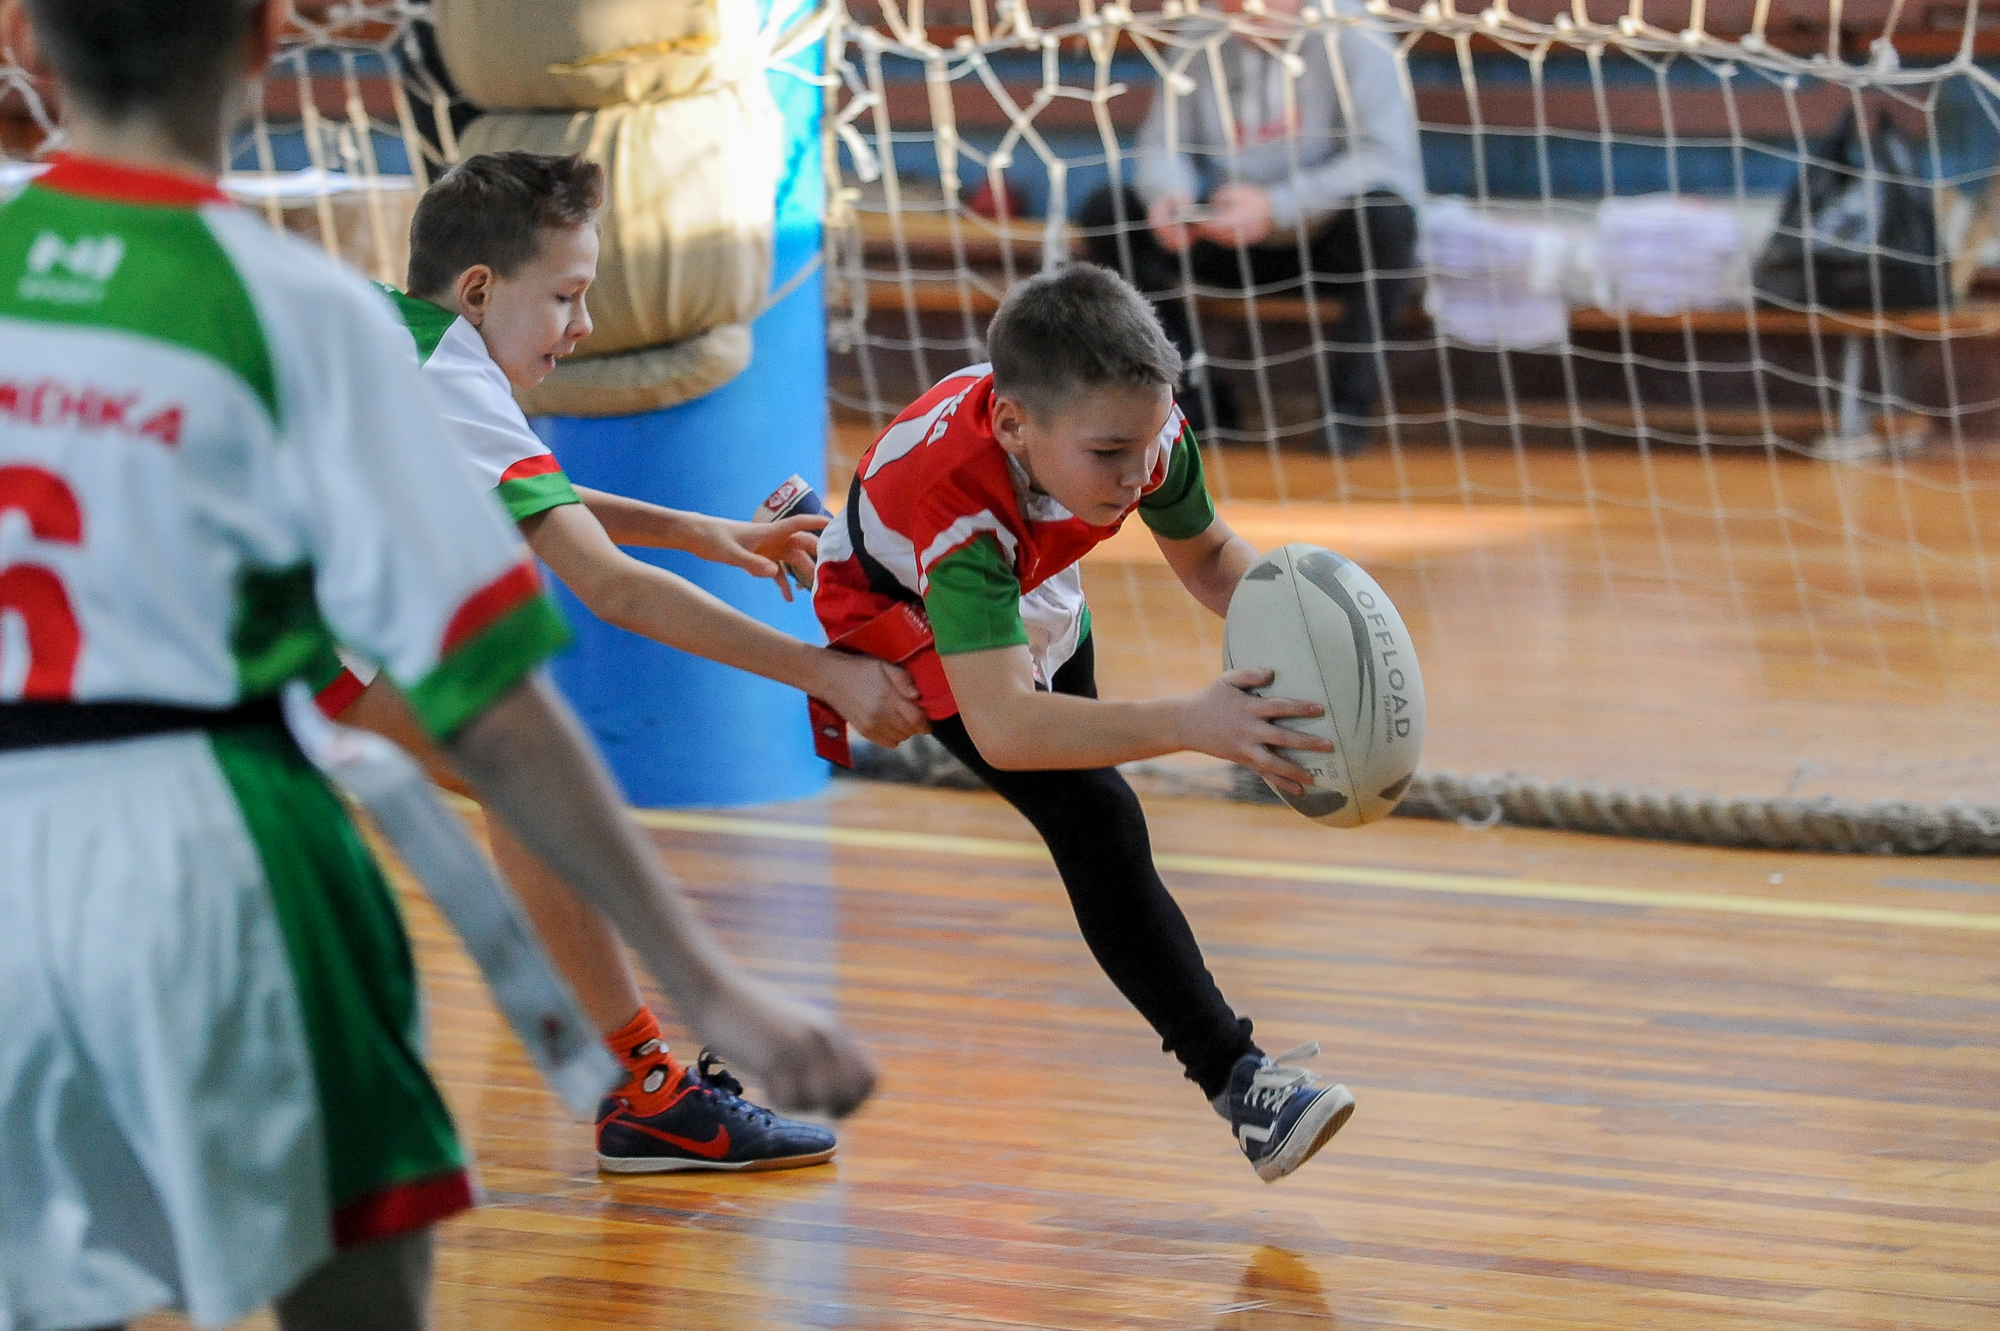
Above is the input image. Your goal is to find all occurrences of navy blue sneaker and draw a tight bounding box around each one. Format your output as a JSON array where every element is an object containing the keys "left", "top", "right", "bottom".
[
  {"left": 1222, "top": 1043, "right": 1355, "bottom": 1182},
  {"left": 596, "top": 1050, "right": 837, "bottom": 1174}
]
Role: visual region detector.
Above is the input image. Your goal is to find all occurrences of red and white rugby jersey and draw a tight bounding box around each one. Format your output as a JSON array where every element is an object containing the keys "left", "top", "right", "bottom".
[
  {"left": 814, "top": 364, "right": 1215, "bottom": 717},
  {"left": 377, "top": 286, "right": 581, "bottom": 524},
  {"left": 0, "top": 156, "right": 566, "bottom": 738}
]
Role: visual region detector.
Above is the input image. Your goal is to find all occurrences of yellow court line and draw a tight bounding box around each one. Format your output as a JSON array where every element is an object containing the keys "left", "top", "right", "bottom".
[{"left": 628, "top": 809, "right": 2000, "bottom": 934}]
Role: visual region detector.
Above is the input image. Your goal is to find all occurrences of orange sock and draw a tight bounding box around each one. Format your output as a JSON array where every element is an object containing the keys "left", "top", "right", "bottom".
[{"left": 604, "top": 1007, "right": 690, "bottom": 1117}]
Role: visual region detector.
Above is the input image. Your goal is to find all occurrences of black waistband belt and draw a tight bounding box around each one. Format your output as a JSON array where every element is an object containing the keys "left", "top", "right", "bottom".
[{"left": 0, "top": 697, "right": 286, "bottom": 753}]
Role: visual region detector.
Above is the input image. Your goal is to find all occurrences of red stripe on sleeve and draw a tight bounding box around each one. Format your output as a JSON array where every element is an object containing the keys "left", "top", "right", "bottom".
[
  {"left": 499, "top": 454, "right": 563, "bottom": 483},
  {"left": 314, "top": 667, "right": 368, "bottom": 720},
  {"left": 441, "top": 561, "right": 542, "bottom": 656}
]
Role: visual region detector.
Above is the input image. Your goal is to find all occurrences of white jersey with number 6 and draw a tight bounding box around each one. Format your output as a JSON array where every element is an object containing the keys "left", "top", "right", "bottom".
[
  {"left": 0, "top": 156, "right": 571, "bottom": 1331},
  {"left": 0, "top": 156, "right": 562, "bottom": 731}
]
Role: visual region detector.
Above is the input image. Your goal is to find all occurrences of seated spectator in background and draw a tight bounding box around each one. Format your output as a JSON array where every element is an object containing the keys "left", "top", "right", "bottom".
[{"left": 1079, "top": 0, "right": 1423, "bottom": 452}]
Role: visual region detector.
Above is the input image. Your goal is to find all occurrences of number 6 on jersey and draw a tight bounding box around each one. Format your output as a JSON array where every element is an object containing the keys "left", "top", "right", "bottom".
[{"left": 0, "top": 465, "right": 83, "bottom": 699}]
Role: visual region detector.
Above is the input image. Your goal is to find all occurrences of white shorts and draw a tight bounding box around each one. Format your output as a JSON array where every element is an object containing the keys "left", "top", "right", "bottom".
[{"left": 0, "top": 727, "right": 468, "bottom": 1331}]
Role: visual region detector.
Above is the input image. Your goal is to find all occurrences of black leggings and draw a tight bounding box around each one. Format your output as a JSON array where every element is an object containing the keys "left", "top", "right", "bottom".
[{"left": 929, "top": 638, "right": 1258, "bottom": 1099}]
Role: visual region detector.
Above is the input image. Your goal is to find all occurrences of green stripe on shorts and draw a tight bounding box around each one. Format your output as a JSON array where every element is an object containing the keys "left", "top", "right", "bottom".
[{"left": 207, "top": 725, "right": 465, "bottom": 1227}]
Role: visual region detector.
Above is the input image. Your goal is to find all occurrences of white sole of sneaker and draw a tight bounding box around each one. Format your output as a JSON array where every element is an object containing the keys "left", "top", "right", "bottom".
[
  {"left": 596, "top": 1147, "right": 836, "bottom": 1175},
  {"left": 1255, "top": 1085, "right": 1356, "bottom": 1183}
]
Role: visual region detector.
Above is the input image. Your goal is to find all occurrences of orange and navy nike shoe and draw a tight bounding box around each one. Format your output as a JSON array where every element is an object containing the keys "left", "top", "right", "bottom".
[{"left": 596, "top": 1050, "right": 837, "bottom": 1174}]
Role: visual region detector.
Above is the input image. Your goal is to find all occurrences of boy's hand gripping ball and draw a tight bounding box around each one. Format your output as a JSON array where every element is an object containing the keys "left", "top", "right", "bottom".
[{"left": 1223, "top": 544, "right": 1426, "bottom": 827}]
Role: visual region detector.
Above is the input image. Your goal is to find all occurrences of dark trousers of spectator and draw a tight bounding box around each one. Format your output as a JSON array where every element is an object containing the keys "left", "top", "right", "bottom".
[{"left": 1078, "top": 186, "right": 1419, "bottom": 441}]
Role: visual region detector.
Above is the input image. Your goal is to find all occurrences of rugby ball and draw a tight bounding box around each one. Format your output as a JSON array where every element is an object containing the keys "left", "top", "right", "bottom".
[{"left": 1222, "top": 544, "right": 1425, "bottom": 827}]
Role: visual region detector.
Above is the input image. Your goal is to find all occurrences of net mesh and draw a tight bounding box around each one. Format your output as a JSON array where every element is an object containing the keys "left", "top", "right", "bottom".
[
  {"left": 821, "top": 0, "right": 2000, "bottom": 818},
  {"left": 236, "top": 3, "right": 452, "bottom": 284},
  {"left": 4, "top": 2, "right": 1999, "bottom": 834},
  {"left": 1, "top": 4, "right": 444, "bottom": 282}
]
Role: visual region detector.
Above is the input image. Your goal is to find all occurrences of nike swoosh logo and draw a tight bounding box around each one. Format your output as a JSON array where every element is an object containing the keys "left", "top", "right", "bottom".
[{"left": 616, "top": 1117, "right": 733, "bottom": 1159}]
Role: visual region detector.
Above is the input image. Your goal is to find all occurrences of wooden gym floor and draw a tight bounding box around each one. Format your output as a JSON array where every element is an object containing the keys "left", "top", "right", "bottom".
[
  {"left": 138, "top": 442, "right": 1998, "bottom": 1328},
  {"left": 1067, "top": 437, "right": 2000, "bottom": 806},
  {"left": 144, "top": 782, "right": 1997, "bottom": 1330}
]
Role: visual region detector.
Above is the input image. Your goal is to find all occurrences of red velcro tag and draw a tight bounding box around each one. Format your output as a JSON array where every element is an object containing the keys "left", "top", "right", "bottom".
[
  {"left": 811, "top": 603, "right": 938, "bottom": 764},
  {"left": 832, "top": 601, "right": 934, "bottom": 663},
  {"left": 810, "top": 697, "right": 854, "bottom": 767},
  {"left": 904, "top": 649, "right": 957, "bottom": 721}
]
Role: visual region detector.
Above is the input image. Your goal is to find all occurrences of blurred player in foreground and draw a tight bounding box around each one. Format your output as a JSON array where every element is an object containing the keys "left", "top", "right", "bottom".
[
  {"left": 0, "top": 3, "right": 873, "bottom": 1328},
  {"left": 815, "top": 263, "right": 1354, "bottom": 1184},
  {"left": 319, "top": 151, "right": 925, "bottom": 1175}
]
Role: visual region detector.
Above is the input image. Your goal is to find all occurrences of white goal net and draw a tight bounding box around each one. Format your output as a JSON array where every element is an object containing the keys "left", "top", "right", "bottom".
[
  {"left": 2, "top": 4, "right": 445, "bottom": 281},
  {"left": 821, "top": 0, "right": 2000, "bottom": 842}
]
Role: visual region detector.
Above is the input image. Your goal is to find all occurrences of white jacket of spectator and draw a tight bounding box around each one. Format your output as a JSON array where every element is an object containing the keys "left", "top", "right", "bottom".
[{"left": 1133, "top": 5, "right": 1423, "bottom": 240}]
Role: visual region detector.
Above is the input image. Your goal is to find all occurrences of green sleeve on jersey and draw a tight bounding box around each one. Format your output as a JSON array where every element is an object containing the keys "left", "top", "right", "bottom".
[
  {"left": 497, "top": 471, "right": 582, "bottom": 523},
  {"left": 405, "top": 594, "right": 572, "bottom": 741},
  {"left": 374, "top": 283, "right": 458, "bottom": 365},
  {"left": 925, "top": 535, "right": 1030, "bottom": 657},
  {"left": 1138, "top": 425, "right": 1217, "bottom": 542}
]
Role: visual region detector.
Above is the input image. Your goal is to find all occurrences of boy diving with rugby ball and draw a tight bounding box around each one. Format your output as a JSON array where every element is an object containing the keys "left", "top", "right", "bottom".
[
  {"left": 321, "top": 152, "right": 928, "bottom": 1174},
  {"left": 0, "top": 0, "right": 873, "bottom": 1326},
  {"left": 815, "top": 263, "right": 1355, "bottom": 1182}
]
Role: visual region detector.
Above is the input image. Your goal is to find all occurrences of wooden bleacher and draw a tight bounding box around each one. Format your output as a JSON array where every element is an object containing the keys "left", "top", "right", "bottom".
[
  {"left": 841, "top": 207, "right": 2000, "bottom": 454},
  {"left": 846, "top": 208, "right": 2000, "bottom": 336},
  {"left": 855, "top": 269, "right": 2000, "bottom": 341}
]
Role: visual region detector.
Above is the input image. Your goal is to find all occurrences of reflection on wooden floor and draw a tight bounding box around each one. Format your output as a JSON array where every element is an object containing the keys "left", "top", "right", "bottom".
[
  {"left": 836, "top": 426, "right": 2000, "bottom": 805},
  {"left": 141, "top": 782, "right": 2000, "bottom": 1330}
]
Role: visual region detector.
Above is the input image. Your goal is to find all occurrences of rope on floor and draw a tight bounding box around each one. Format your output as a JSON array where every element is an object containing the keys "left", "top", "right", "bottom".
[
  {"left": 843, "top": 738, "right": 2000, "bottom": 856},
  {"left": 1398, "top": 771, "right": 2000, "bottom": 856}
]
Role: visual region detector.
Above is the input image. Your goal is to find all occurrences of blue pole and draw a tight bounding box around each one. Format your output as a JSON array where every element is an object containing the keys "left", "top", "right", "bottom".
[{"left": 536, "top": 22, "right": 829, "bottom": 809}]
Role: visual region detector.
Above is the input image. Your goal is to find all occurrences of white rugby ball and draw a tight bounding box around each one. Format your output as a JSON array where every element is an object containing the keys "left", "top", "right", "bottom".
[{"left": 1222, "top": 543, "right": 1426, "bottom": 827}]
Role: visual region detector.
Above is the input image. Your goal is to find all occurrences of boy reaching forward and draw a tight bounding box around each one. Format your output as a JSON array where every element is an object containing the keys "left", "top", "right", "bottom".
[
  {"left": 321, "top": 152, "right": 926, "bottom": 1174},
  {"left": 0, "top": 2, "right": 871, "bottom": 1328},
  {"left": 816, "top": 263, "right": 1352, "bottom": 1182}
]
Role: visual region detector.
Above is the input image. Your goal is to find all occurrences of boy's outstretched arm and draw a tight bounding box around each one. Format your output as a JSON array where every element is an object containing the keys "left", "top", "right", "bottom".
[
  {"left": 941, "top": 646, "right": 1330, "bottom": 793},
  {"left": 1156, "top": 516, "right": 1260, "bottom": 618},
  {"left": 575, "top": 485, "right": 819, "bottom": 596},
  {"left": 445, "top": 675, "right": 875, "bottom": 1115},
  {"left": 522, "top": 503, "right": 927, "bottom": 746}
]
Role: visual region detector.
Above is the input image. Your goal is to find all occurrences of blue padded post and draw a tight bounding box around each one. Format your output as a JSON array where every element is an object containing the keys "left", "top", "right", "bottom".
[{"left": 535, "top": 30, "right": 829, "bottom": 809}]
